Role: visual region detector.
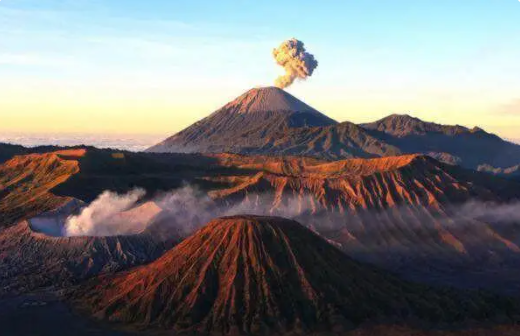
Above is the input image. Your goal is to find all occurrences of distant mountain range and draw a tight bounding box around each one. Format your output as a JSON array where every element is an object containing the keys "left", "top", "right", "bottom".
[{"left": 148, "top": 86, "right": 520, "bottom": 170}]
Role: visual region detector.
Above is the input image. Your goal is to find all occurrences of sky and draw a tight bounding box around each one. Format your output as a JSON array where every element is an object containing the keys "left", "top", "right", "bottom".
[{"left": 1, "top": 0, "right": 520, "bottom": 140}]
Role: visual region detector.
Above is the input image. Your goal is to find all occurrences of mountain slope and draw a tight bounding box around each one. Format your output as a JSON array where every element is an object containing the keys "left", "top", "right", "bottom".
[
  {"left": 74, "top": 216, "right": 519, "bottom": 334},
  {"left": 147, "top": 87, "right": 400, "bottom": 159},
  {"left": 245, "top": 121, "right": 401, "bottom": 159},
  {"left": 202, "top": 154, "right": 520, "bottom": 294},
  {"left": 148, "top": 87, "right": 337, "bottom": 153},
  {"left": 361, "top": 114, "right": 520, "bottom": 168},
  {"left": 209, "top": 154, "right": 520, "bottom": 210},
  {"left": 361, "top": 114, "right": 473, "bottom": 137},
  {"left": 0, "top": 149, "right": 85, "bottom": 228},
  {"left": 0, "top": 149, "right": 176, "bottom": 296},
  {"left": 0, "top": 143, "right": 29, "bottom": 164},
  {"left": 148, "top": 89, "right": 520, "bottom": 168},
  {"left": 4, "top": 148, "right": 520, "bottom": 296},
  {"left": 0, "top": 219, "right": 169, "bottom": 297}
]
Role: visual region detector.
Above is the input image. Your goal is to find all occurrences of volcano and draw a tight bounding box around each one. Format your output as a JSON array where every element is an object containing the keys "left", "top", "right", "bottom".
[
  {"left": 147, "top": 87, "right": 398, "bottom": 159},
  {"left": 74, "top": 215, "right": 519, "bottom": 334},
  {"left": 148, "top": 87, "right": 337, "bottom": 154},
  {"left": 147, "top": 88, "right": 520, "bottom": 168}
]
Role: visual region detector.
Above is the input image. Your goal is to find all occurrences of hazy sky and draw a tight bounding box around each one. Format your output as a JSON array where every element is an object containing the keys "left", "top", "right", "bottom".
[{"left": 1, "top": 0, "right": 520, "bottom": 138}]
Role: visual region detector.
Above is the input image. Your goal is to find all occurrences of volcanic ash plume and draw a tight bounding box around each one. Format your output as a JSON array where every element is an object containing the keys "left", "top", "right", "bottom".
[{"left": 272, "top": 38, "right": 318, "bottom": 89}]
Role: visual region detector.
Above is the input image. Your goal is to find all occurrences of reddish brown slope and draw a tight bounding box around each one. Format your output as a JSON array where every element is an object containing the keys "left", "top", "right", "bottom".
[
  {"left": 208, "top": 154, "right": 517, "bottom": 210},
  {"left": 74, "top": 216, "right": 519, "bottom": 335},
  {"left": 0, "top": 149, "right": 84, "bottom": 228},
  {"left": 3, "top": 148, "right": 520, "bottom": 295},
  {"left": 0, "top": 149, "right": 175, "bottom": 296},
  {"left": 202, "top": 154, "right": 520, "bottom": 293}
]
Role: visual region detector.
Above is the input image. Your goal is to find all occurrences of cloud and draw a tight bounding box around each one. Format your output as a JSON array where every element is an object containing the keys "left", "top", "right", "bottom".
[
  {"left": 60, "top": 187, "right": 321, "bottom": 237},
  {"left": 454, "top": 201, "right": 520, "bottom": 223},
  {"left": 55, "top": 182, "right": 520, "bottom": 249},
  {"left": 0, "top": 132, "right": 163, "bottom": 152},
  {"left": 64, "top": 189, "right": 148, "bottom": 236}
]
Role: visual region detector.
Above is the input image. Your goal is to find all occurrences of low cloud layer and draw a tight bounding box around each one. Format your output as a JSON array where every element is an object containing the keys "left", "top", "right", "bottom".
[
  {"left": 454, "top": 201, "right": 520, "bottom": 223},
  {"left": 62, "top": 187, "right": 321, "bottom": 237},
  {"left": 63, "top": 186, "right": 219, "bottom": 237},
  {"left": 61, "top": 186, "right": 520, "bottom": 240}
]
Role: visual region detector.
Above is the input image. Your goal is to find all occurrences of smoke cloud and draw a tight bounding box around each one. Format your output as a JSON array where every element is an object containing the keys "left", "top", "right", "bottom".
[
  {"left": 62, "top": 186, "right": 219, "bottom": 237},
  {"left": 453, "top": 201, "right": 520, "bottom": 223},
  {"left": 64, "top": 188, "right": 147, "bottom": 236},
  {"left": 272, "top": 38, "right": 318, "bottom": 89},
  {"left": 151, "top": 185, "right": 216, "bottom": 237},
  {"left": 60, "top": 187, "right": 321, "bottom": 237},
  {"left": 60, "top": 184, "right": 520, "bottom": 243}
]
